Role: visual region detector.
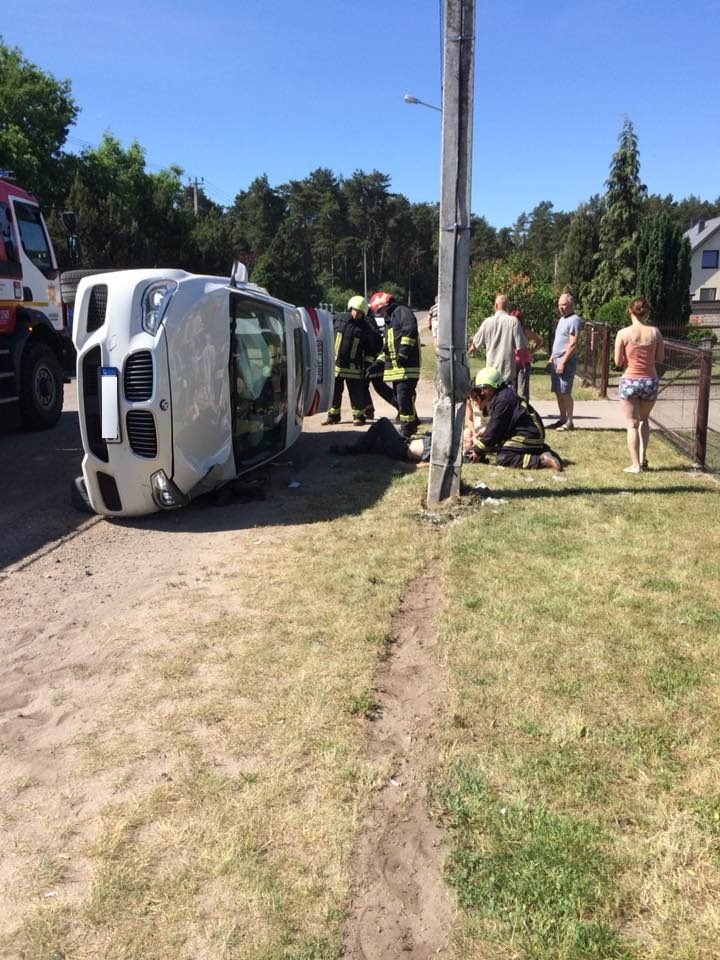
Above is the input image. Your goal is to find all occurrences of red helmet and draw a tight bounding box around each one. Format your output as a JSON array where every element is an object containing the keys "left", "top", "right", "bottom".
[{"left": 369, "top": 291, "right": 393, "bottom": 314}]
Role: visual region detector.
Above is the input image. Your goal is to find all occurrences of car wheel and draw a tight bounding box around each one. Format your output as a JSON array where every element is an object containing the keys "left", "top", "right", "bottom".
[
  {"left": 70, "top": 475, "right": 95, "bottom": 514},
  {"left": 60, "top": 268, "right": 113, "bottom": 304}
]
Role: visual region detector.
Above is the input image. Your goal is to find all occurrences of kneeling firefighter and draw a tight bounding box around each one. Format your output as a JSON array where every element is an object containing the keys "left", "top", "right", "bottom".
[
  {"left": 367, "top": 291, "right": 421, "bottom": 438},
  {"left": 468, "top": 367, "right": 563, "bottom": 470}
]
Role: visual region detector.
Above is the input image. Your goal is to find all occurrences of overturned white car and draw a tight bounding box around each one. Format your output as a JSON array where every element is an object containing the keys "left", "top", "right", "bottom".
[{"left": 72, "top": 263, "right": 334, "bottom": 517}]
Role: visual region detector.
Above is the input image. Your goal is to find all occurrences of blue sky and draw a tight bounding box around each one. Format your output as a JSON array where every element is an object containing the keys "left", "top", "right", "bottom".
[{"left": 4, "top": 0, "right": 720, "bottom": 228}]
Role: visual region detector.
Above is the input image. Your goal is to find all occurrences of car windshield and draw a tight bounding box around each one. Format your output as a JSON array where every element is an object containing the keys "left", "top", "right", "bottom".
[{"left": 230, "top": 295, "right": 288, "bottom": 467}]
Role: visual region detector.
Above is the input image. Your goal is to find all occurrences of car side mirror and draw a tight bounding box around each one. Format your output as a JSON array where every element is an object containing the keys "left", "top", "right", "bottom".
[
  {"left": 60, "top": 211, "right": 77, "bottom": 233},
  {"left": 230, "top": 261, "right": 248, "bottom": 287}
]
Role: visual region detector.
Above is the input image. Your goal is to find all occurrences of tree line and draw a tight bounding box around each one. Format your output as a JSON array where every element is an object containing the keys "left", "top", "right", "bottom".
[{"left": 2, "top": 39, "right": 719, "bottom": 331}]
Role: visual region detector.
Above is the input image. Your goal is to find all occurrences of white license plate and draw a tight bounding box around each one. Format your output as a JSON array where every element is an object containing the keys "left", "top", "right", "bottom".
[{"left": 100, "top": 367, "right": 120, "bottom": 441}]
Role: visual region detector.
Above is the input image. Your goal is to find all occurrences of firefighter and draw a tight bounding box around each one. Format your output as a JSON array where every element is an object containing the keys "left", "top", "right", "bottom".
[
  {"left": 367, "top": 291, "right": 421, "bottom": 438},
  {"left": 467, "top": 367, "right": 563, "bottom": 470},
  {"left": 363, "top": 305, "right": 395, "bottom": 419},
  {"left": 322, "top": 295, "right": 378, "bottom": 426}
]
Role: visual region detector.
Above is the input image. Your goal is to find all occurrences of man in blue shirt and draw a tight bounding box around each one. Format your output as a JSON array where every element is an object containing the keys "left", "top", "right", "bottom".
[{"left": 549, "top": 293, "right": 583, "bottom": 431}]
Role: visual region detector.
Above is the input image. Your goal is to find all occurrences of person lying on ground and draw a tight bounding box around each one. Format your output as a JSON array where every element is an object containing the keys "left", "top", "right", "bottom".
[
  {"left": 329, "top": 417, "right": 431, "bottom": 465},
  {"left": 466, "top": 367, "right": 563, "bottom": 471}
]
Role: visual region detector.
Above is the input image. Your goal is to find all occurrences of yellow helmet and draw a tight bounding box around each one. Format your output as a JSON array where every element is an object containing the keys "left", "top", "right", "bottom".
[
  {"left": 347, "top": 295, "right": 368, "bottom": 314},
  {"left": 474, "top": 367, "right": 503, "bottom": 390}
]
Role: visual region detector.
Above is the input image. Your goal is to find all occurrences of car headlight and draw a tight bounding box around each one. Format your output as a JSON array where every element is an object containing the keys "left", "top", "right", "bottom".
[
  {"left": 142, "top": 280, "right": 178, "bottom": 335},
  {"left": 150, "top": 470, "right": 189, "bottom": 510}
]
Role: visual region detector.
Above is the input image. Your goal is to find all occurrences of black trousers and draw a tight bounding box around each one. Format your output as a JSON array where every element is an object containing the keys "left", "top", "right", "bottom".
[
  {"left": 330, "top": 376, "right": 371, "bottom": 419},
  {"left": 394, "top": 379, "right": 419, "bottom": 435},
  {"left": 368, "top": 376, "right": 396, "bottom": 409},
  {"left": 348, "top": 417, "right": 410, "bottom": 460}
]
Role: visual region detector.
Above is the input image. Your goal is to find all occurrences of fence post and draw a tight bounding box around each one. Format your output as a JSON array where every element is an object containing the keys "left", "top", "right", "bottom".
[
  {"left": 599, "top": 325, "right": 609, "bottom": 399},
  {"left": 694, "top": 341, "right": 712, "bottom": 467}
]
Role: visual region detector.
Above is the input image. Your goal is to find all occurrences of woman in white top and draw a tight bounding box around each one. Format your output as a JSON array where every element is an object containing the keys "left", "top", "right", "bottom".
[{"left": 614, "top": 297, "right": 665, "bottom": 474}]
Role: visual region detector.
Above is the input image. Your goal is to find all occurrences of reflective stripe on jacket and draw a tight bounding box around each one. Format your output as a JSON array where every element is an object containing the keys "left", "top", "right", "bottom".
[
  {"left": 474, "top": 385, "right": 546, "bottom": 453},
  {"left": 333, "top": 311, "right": 378, "bottom": 380},
  {"left": 381, "top": 303, "right": 421, "bottom": 381}
]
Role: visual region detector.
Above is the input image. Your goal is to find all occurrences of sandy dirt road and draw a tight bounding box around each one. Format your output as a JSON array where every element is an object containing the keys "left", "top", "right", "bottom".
[{"left": 1, "top": 324, "right": 452, "bottom": 954}]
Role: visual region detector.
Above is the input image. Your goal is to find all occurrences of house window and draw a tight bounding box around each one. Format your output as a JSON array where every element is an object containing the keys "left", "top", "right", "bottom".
[
  {"left": 701, "top": 249, "right": 719, "bottom": 269},
  {"left": 699, "top": 288, "right": 717, "bottom": 301}
]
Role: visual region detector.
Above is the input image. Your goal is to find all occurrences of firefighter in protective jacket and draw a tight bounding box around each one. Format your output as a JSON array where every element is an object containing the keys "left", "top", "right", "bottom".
[
  {"left": 467, "top": 367, "right": 563, "bottom": 470},
  {"left": 323, "top": 295, "right": 378, "bottom": 426},
  {"left": 367, "top": 291, "right": 421, "bottom": 438}
]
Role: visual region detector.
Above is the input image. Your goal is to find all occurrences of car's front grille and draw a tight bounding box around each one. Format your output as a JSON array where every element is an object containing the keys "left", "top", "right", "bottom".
[
  {"left": 97, "top": 472, "right": 122, "bottom": 513},
  {"left": 87, "top": 285, "right": 108, "bottom": 333},
  {"left": 126, "top": 410, "right": 157, "bottom": 458},
  {"left": 124, "top": 351, "right": 153, "bottom": 401},
  {"left": 81, "top": 346, "right": 108, "bottom": 462}
]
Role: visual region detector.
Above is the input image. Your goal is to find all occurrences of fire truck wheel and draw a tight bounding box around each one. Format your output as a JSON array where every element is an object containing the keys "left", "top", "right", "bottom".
[{"left": 19, "top": 341, "right": 64, "bottom": 430}]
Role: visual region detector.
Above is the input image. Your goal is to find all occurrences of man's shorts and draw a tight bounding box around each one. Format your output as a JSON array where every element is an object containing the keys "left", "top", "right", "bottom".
[
  {"left": 618, "top": 376, "right": 659, "bottom": 401},
  {"left": 550, "top": 357, "right": 577, "bottom": 395}
]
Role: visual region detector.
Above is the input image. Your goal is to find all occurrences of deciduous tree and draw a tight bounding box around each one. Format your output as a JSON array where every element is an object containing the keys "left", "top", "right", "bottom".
[{"left": 0, "top": 39, "right": 78, "bottom": 206}]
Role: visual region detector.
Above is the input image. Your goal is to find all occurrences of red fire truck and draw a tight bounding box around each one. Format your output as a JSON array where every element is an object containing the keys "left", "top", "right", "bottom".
[{"left": 0, "top": 173, "right": 74, "bottom": 429}]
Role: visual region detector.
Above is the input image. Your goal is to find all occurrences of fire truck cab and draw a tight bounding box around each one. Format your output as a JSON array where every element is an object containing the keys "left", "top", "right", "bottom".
[{"left": 0, "top": 173, "right": 69, "bottom": 429}]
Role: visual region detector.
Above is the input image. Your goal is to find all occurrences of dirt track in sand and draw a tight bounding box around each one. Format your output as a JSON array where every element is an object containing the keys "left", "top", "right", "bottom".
[{"left": 342, "top": 575, "right": 452, "bottom": 959}]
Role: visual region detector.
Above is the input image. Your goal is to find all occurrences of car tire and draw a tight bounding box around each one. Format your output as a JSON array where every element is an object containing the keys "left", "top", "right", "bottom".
[
  {"left": 70, "top": 475, "right": 95, "bottom": 514},
  {"left": 60, "top": 268, "right": 113, "bottom": 305},
  {"left": 19, "top": 341, "right": 64, "bottom": 430}
]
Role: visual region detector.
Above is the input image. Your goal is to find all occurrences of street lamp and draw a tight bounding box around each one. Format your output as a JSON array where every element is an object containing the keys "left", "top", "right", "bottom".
[{"left": 403, "top": 93, "right": 442, "bottom": 112}]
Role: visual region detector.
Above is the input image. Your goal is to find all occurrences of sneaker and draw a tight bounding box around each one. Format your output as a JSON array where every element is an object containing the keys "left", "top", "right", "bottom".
[
  {"left": 548, "top": 419, "right": 567, "bottom": 430},
  {"left": 352, "top": 417, "right": 366, "bottom": 427},
  {"left": 556, "top": 421, "right": 574, "bottom": 432},
  {"left": 364, "top": 407, "right": 375, "bottom": 421},
  {"left": 321, "top": 415, "right": 340, "bottom": 426},
  {"left": 641, "top": 459, "right": 649, "bottom": 471},
  {"left": 623, "top": 464, "right": 641, "bottom": 474}
]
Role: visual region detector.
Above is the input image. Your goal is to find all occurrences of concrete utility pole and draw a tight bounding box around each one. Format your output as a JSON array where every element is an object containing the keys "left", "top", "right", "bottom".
[
  {"left": 427, "top": 0, "right": 475, "bottom": 505},
  {"left": 190, "top": 177, "right": 204, "bottom": 216}
]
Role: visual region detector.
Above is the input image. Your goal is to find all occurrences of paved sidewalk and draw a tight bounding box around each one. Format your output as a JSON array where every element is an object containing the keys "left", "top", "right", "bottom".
[
  {"left": 320, "top": 315, "right": 627, "bottom": 433},
  {"left": 414, "top": 319, "right": 627, "bottom": 431},
  {"left": 414, "top": 378, "right": 627, "bottom": 431}
]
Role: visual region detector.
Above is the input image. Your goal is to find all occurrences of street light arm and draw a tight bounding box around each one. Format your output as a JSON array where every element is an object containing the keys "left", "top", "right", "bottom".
[{"left": 403, "top": 93, "right": 442, "bottom": 112}]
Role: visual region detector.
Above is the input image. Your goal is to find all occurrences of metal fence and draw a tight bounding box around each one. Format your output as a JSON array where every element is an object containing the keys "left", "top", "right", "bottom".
[{"left": 579, "top": 322, "right": 719, "bottom": 472}]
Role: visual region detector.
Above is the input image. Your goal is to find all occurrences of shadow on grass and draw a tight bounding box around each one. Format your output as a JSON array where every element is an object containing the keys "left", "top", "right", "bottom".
[{"left": 461, "top": 483, "right": 714, "bottom": 501}]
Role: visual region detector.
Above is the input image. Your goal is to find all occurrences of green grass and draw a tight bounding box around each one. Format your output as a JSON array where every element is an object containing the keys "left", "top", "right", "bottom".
[
  {"left": 436, "top": 763, "right": 635, "bottom": 959},
  {"left": 3, "top": 381, "right": 719, "bottom": 960},
  {"left": 435, "top": 429, "right": 720, "bottom": 958}
]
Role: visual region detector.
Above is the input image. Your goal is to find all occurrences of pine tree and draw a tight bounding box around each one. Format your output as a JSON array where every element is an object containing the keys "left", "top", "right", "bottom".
[
  {"left": 588, "top": 119, "right": 647, "bottom": 313},
  {"left": 636, "top": 211, "right": 691, "bottom": 332}
]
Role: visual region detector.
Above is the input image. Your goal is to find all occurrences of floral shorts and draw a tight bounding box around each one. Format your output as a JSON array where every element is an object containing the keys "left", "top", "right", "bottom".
[{"left": 618, "top": 376, "right": 659, "bottom": 401}]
